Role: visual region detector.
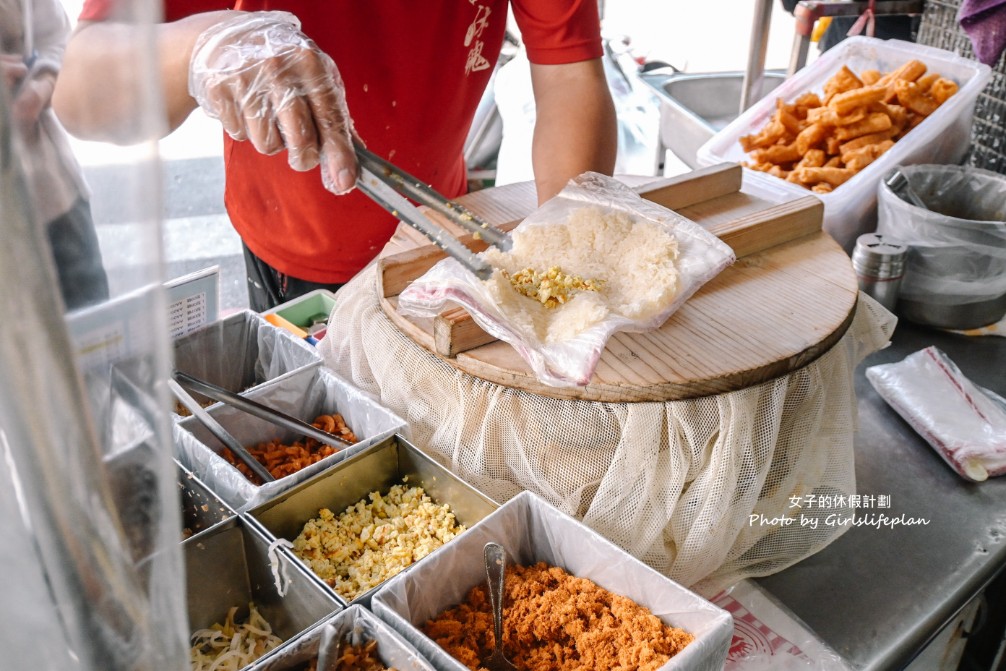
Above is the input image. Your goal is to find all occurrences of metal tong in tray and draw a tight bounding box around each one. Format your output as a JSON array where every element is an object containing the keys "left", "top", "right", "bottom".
[
  {"left": 355, "top": 143, "right": 512, "bottom": 280},
  {"left": 172, "top": 371, "right": 356, "bottom": 483}
]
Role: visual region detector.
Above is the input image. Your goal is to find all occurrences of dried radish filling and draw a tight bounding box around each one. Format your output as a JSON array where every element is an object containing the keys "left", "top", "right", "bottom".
[
  {"left": 483, "top": 206, "right": 679, "bottom": 343},
  {"left": 189, "top": 602, "right": 282, "bottom": 670}
]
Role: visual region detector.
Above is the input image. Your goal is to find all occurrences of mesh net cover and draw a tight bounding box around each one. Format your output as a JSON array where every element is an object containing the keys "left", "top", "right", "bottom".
[{"left": 319, "top": 266, "right": 895, "bottom": 594}]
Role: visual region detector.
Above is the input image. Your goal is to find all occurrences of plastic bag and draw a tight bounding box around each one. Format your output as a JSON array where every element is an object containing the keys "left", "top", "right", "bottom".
[
  {"left": 876, "top": 164, "right": 1006, "bottom": 307},
  {"left": 397, "top": 173, "right": 735, "bottom": 387},
  {"left": 866, "top": 346, "right": 1006, "bottom": 481},
  {"left": 171, "top": 309, "right": 322, "bottom": 418}
]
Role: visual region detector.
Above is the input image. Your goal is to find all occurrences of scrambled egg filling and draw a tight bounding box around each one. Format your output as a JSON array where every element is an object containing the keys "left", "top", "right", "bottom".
[{"left": 505, "top": 266, "right": 605, "bottom": 309}]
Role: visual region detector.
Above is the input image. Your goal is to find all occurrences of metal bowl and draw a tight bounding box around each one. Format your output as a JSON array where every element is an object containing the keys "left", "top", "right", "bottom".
[
  {"left": 640, "top": 70, "right": 785, "bottom": 168},
  {"left": 899, "top": 293, "right": 1006, "bottom": 330}
]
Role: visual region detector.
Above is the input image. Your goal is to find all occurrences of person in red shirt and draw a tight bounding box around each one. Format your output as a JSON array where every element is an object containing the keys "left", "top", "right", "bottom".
[{"left": 54, "top": 1, "right": 618, "bottom": 310}]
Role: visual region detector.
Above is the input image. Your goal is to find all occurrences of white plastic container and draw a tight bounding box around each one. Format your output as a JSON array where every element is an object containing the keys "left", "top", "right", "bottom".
[{"left": 697, "top": 37, "right": 992, "bottom": 252}]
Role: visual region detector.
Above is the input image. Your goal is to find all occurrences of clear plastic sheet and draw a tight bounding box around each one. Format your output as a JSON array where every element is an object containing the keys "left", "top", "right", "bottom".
[
  {"left": 866, "top": 346, "right": 1006, "bottom": 481},
  {"left": 250, "top": 605, "right": 435, "bottom": 670},
  {"left": 397, "top": 172, "right": 735, "bottom": 387},
  {"left": 371, "top": 491, "right": 733, "bottom": 671},
  {"left": 174, "top": 366, "right": 407, "bottom": 511},
  {"left": 0, "top": 20, "right": 187, "bottom": 671},
  {"left": 876, "top": 164, "right": 1006, "bottom": 307}
]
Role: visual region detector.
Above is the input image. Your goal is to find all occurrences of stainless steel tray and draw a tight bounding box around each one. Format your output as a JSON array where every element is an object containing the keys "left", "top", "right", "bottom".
[
  {"left": 174, "top": 366, "right": 407, "bottom": 512},
  {"left": 372, "top": 491, "right": 734, "bottom": 671},
  {"left": 249, "top": 604, "right": 435, "bottom": 671},
  {"left": 178, "top": 462, "right": 234, "bottom": 541},
  {"left": 184, "top": 516, "right": 341, "bottom": 668},
  {"left": 247, "top": 434, "right": 499, "bottom": 606},
  {"left": 173, "top": 310, "right": 321, "bottom": 411}
]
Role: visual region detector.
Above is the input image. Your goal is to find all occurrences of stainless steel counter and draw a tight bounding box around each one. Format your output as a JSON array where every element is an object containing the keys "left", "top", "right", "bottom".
[{"left": 757, "top": 320, "right": 1006, "bottom": 670}]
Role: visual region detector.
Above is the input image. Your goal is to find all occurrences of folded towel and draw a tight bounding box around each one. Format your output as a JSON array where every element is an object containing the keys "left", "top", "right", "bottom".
[{"left": 960, "top": 0, "right": 1006, "bottom": 66}]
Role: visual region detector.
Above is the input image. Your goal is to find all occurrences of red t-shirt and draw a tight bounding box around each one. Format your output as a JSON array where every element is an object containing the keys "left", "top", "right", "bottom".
[{"left": 79, "top": 1, "right": 602, "bottom": 283}]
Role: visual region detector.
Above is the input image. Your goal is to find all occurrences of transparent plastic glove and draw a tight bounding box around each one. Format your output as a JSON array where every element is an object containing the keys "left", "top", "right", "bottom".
[{"left": 188, "top": 11, "right": 357, "bottom": 193}]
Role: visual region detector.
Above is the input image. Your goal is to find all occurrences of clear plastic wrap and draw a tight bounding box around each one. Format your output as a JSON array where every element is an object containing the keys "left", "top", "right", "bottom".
[
  {"left": 866, "top": 346, "right": 1006, "bottom": 482},
  {"left": 0, "top": 9, "right": 188, "bottom": 667},
  {"left": 397, "top": 172, "right": 735, "bottom": 387},
  {"left": 174, "top": 366, "right": 407, "bottom": 511},
  {"left": 876, "top": 164, "right": 1006, "bottom": 326},
  {"left": 372, "top": 491, "right": 733, "bottom": 671}
]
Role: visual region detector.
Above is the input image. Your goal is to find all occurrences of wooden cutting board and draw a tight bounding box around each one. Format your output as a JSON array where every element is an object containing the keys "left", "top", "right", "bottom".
[{"left": 375, "top": 164, "right": 859, "bottom": 402}]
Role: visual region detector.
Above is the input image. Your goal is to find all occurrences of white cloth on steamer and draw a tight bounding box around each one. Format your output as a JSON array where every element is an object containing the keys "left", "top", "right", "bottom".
[{"left": 319, "top": 267, "right": 895, "bottom": 593}]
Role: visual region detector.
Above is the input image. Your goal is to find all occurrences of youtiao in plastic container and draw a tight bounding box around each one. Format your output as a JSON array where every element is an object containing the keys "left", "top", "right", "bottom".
[{"left": 697, "top": 36, "right": 992, "bottom": 252}]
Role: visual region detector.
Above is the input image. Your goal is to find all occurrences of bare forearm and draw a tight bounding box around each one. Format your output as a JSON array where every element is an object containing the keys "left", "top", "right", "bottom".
[
  {"left": 529, "top": 59, "right": 617, "bottom": 203},
  {"left": 53, "top": 11, "right": 238, "bottom": 143}
]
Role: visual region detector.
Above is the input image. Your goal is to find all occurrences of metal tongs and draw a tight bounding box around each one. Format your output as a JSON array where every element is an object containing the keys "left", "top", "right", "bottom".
[
  {"left": 168, "top": 378, "right": 276, "bottom": 483},
  {"left": 173, "top": 371, "right": 356, "bottom": 449},
  {"left": 354, "top": 143, "right": 512, "bottom": 280}
]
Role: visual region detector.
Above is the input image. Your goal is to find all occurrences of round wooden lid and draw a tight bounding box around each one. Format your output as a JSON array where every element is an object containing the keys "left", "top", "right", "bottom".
[{"left": 377, "top": 174, "right": 858, "bottom": 402}]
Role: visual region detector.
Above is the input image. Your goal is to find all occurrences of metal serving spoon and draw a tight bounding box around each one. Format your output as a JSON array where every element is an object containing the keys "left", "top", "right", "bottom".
[{"left": 482, "top": 542, "right": 518, "bottom": 671}]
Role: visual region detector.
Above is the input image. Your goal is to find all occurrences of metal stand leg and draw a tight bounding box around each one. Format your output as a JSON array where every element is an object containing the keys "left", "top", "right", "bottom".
[{"left": 741, "top": 0, "right": 774, "bottom": 113}]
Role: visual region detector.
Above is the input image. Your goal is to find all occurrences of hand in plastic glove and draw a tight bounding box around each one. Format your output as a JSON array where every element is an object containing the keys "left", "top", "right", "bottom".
[{"left": 189, "top": 11, "right": 357, "bottom": 194}]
